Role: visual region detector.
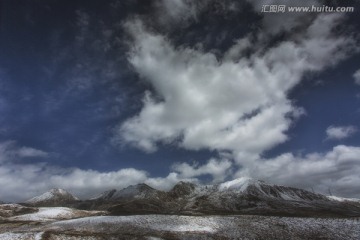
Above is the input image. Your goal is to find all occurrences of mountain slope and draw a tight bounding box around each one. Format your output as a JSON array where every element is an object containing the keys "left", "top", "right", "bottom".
[{"left": 90, "top": 189, "right": 117, "bottom": 201}]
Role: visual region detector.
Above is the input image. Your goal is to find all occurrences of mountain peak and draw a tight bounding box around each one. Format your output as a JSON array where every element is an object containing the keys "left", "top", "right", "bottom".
[
  {"left": 26, "top": 188, "right": 79, "bottom": 205},
  {"left": 48, "top": 188, "right": 70, "bottom": 195},
  {"left": 111, "top": 183, "right": 158, "bottom": 200}
]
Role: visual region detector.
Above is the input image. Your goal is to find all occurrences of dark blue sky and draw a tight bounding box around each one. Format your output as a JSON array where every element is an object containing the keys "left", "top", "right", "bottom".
[{"left": 0, "top": 0, "right": 360, "bottom": 201}]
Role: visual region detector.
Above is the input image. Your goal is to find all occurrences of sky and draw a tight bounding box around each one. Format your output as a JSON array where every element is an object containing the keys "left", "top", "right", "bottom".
[{"left": 0, "top": 0, "right": 360, "bottom": 202}]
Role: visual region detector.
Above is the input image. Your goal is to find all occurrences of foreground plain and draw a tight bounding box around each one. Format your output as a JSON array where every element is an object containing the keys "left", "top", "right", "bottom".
[{"left": 0, "top": 206, "right": 359, "bottom": 240}]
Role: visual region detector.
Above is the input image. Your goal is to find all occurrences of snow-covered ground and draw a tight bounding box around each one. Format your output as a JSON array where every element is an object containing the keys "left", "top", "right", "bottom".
[
  {"left": 1, "top": 208, "right": 360, "bottom": 239},
  {"left": 51, "top": 215, "right": 220, "bottom": 233},
  {"left": 9, "top": 207, "right": 105, "bottom": 222},
  {"left": 48, "top": 215, "right": 360, "bottom": 239}
]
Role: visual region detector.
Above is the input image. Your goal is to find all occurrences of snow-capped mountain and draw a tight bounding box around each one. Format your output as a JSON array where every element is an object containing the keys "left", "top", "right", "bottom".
[
  {"left": 25, "top": 188, "right": 79, "bottom": 207},
  {"left": 107, "top": 178, "right": 360, "bottom": 217}
]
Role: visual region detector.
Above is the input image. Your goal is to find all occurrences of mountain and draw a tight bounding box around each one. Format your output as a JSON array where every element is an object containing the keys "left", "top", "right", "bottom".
[
  {"left": 105, "top": 178, "right": 360, "bottom": 217},
  {"left": 161, "top": 178, "right": 336, "bottom": 216},
  {"left": 25, "top": 188, "right": 79, "bottom": 207},
  {"left": 88, "top": 184, "right": 169, "bottom": 214},
  {"left": 112, "top": 183, "right": 160, "bottom": 199},
  {"left": 92, "top": 184, "right": 161, "bottom": 201},
  {"left": 24, "top": 178, "right": 360, "bottom": 217}
]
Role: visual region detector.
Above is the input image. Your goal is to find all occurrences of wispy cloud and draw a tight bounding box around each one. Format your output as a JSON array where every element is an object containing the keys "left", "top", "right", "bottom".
[
  {"left": 0, "top": 141, "right": 48, "bottom": 163},
  {"left": 326, "top": 125, "right": 357, "bottom": 140},
  {"left": 353, "top": 69, "right": 360, "bottom": 85}
]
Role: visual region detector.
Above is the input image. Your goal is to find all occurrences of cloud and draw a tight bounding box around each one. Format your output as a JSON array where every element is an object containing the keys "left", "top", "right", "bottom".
[
  {"left": 326, "top": 125, "right": 357, "bottom": 140},
  {"left": 3, "top": 144, "right": 360, "bottom": 202},
  {"left": 155, "top": 0, "right": 198, "bottom": 24},
  {"left": 49, "top": 168, "right": 148, "bottom": 198},
  {"left": 0, "top": 157, "right": 230, "bottom": 202},
  {"left": 172, "top": 158, "right": 233, "bottom": 183},
  {"left": 248, "top": 0, "right": 320, "bottom": 35},
  {"left": 0, "top": 141, "right": 48, "bottom": 163},
  {"left": 0, "top": 141, "right": 148, "bottom": 201},
  {"left": 0, "top": 141, "right": 231, "bottom": 201},
  {"left": 235, "top": 145, "right": 360, "bottom": 198},
  {"left": 1, "top": 141, "right": 360, "bottom": 201},
  {"left": 145, "top": 172, "right": 197, "bottom": 191},
  {"left": 2, "top": 1, "right": 360, "bottom": 202},
  {"left": 113, "top": 7, "right": 360, "bottom": 199},
  {"left": 354, "top": 69, "right": 360, "bottom": 85},
  {"left": 153, "top": 0, "right": 239, "bottom": 28},
  {"left": 116, "top": 13, "right": 355, "bottom": 158},
  {"left": 16, "top": 147, "right": 49, "bottom": 158},
  {"left": 144, "top": 157, "right": 233, "bottom": 190},
  {"left": 0, "top": 163, "right": 149, "bottom": 202}
]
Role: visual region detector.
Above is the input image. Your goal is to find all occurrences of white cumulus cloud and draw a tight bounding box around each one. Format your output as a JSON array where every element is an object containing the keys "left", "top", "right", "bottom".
[{"left": 116, "top": 13, "right": 355, "bottom": 159}]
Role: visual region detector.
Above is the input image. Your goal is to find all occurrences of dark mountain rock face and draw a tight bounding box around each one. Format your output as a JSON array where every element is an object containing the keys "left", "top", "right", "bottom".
[
  {"left": 24, "top": 179, "right": 360, "bottom": 217},
  {"left": 169, "top": 181, "right": 197, "bottom": 198},
  {"left": 91, "top": 189, "right": 117, "bottom": 201}
]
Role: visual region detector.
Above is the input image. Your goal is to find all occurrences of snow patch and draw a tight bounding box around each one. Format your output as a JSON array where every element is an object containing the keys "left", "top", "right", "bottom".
[
  {"left": 328, "top": 196, "right": 360, "bottom": 203},
  {"left": 34, "top": 232, "right": 44, "bottom": 240}
]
